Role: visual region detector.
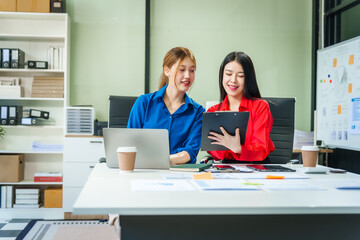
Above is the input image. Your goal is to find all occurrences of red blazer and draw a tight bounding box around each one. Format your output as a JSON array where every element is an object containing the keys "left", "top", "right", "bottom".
[{"left": 207, "top": 95, "right": 275, "bottom": 161}]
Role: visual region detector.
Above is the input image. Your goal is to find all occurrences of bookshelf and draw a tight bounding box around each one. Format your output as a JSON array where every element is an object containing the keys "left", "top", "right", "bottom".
[{"left": 0, "top": 12, "right": 70, "bottom": 219}]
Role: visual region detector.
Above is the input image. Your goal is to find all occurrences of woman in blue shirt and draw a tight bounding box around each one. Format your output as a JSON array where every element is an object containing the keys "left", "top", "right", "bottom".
[{"left": 127, "top": 47, "right": 205, "bottom": 165}]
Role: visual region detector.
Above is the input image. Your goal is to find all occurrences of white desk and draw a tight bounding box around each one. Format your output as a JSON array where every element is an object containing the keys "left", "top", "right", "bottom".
[{"left": 74, "top": 163, "right": 360, "bottom": 240}]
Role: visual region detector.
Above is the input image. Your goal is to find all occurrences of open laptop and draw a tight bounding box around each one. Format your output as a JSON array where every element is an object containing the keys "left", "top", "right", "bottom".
[{"left": 103, "top": 128, "right": 170, "bottom": 169}]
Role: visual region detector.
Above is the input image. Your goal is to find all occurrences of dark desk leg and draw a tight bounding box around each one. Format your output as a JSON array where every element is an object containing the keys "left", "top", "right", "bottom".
[
  {"left": 326, "top": 151, "right": 329, "bottom": 166},
  {"left": 120, "top": 214, "right": 360, "bottom": 240}
]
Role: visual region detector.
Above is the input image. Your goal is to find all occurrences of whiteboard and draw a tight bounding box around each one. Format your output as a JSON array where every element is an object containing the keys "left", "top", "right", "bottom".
[{"left": 316, "top": 36, "right": 360, "bottom": 151}]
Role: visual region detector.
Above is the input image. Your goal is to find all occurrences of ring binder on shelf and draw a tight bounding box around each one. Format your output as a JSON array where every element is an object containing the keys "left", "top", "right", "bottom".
[
  {"left": 1, "top": 106, "right": 9, "bottom": 125},
  {"left": 27, "top": 60, "right": 48, "bottom": 69},
  {"left": 10, "top": 49, "right": 25, "bottom": 68},
  {"left": 1, "top": 49, "right": 10, "bottom": 68},
  {"left": 9, "top": 106, "right": 22, "bottom": 125},
  {"left": 29, "top": 109, "right": 50, "bottom": 119},
  {"left": 21, "top": 117, "right": 38, "bottom": 125}
]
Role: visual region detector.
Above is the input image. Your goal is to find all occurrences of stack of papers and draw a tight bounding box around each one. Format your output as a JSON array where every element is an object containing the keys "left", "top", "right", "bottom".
[
  {"left": 249, "top": 179, "right": 326, "bottom": 191},
  {"left": 293, "top": 130, "right": 314, "bottom": 150},
  {"left": 131, "top": 178, "right": 326, "bottom": 192},
  {"left": 32, "top": 141, "right": 63, "bottom": 152},
  {"left": 131, "top": 180, "right": 196, "bottom": 192},
  {"left": 13, "top": 188, "right": 41, "bottom": 208},
  {"left": 314, "top": 179, "right": 360, "bottom": 190},
  {"left": 194, "top": 179, "right": 259, "bottom": 191}
]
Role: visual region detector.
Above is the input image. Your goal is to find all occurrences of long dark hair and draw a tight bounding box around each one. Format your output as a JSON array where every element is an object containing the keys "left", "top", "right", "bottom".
[{"left": 218, "top": 51, "right": 261, "bottom": 103}]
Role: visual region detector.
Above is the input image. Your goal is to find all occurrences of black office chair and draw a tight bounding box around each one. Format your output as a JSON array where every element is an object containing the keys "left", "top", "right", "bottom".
[
  {"left": 108, "top": 95, "right": 138, "bottom": 128},
  {"left": 100, "top": 96, "right": 138, "bottom": 164},
  {"left": 263, "top": 97, "right": 296, "bottom": 164}
]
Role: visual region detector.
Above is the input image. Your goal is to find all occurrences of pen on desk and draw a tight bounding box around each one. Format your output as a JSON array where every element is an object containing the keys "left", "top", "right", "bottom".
[{"left": 266, "top": 175, "right": 285, "bottom": 179}]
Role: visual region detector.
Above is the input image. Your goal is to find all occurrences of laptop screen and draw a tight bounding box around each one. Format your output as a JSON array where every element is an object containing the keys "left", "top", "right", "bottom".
[{"left": 103, "top": 128, "right": 170, "bottom": 169}]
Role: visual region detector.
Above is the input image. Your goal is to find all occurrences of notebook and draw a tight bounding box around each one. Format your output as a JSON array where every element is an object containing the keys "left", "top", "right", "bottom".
[
  {"left": 103, "top": 128, "right": 170, "bottom": 169},
  {"left": 169, "top": 163, "right": 212, "bottom": 172}
]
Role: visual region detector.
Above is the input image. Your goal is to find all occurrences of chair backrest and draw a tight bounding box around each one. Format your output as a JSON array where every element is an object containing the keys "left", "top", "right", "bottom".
[
  {"left": 263, "top": 97, "right": 296, "bottom": 164},
  {"left": 108, "top": 95, "right": 138, "bottom": 128}
]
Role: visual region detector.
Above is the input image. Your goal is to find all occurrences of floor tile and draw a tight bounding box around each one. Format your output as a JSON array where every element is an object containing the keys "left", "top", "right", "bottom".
[
  {"left": 0, "top": 223, "right": 27, "bottom": 230},
  {"left": 0, "top": 230, "right": 22, "bottom": 238},
  {"left": 8, "top": 219, "right": 32, "bottom": 223}
]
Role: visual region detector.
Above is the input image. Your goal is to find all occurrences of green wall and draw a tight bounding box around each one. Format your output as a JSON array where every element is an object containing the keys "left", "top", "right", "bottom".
[
  {"left": 67, "top": 0, "right": 145, "bottom": 118},
  {"left": 67, "top": 0, "right": 312, "bottom": 131}
]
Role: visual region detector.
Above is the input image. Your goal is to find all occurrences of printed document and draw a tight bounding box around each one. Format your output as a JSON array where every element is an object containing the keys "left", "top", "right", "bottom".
[
  {"left": 193, "top": 179, "right": 259, "bottom": 191},
  {"left": 131, "top": 180, "right": 196, "bottom": 192},
  {"left": 250, "top": 179, "right": 326, "bottom": 191}
]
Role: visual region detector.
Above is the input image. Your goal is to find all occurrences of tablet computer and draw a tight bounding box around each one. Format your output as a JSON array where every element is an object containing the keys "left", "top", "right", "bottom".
[
  {"left": 201, "top": 111, "right": 249, "bottom": 151},
  {"left": 247, "top": 164, "right": 296, "bottom": 172}
]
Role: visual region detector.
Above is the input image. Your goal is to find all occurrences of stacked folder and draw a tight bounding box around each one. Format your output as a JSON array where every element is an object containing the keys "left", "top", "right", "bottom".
[
  {"left": 31, "top": 76, "right": 64, "bottom": 98},
  {"left": 0, "top": 186, "right": 14, "bottom": 208},
  {"left": 13, "top": 188, "right": 41, "bottom": 209},
  {"left": 293, "top": 130, "right": 314, "bottom": 150},
  {"left": 34, "top": 172, "right": 62, "bottom": 182}
]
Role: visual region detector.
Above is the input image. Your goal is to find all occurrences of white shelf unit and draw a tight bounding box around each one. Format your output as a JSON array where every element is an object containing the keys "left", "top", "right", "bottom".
[
  {"left": 0, "top": 69, "right": 65, "bottom": 77},
  {"left": 0, "top": 208, "right": 64, "bottom": 219},
  {"left": 0, "top": 181, "right": 63, "bottom": 185},
  {"left": 0, "top": 12, "right": 70, "bottom": 219}
]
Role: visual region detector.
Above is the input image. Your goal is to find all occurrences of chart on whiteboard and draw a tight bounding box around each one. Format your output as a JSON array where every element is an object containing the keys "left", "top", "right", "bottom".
[{"left": 316, "top": 36, "right": 360, "bottom": 151}]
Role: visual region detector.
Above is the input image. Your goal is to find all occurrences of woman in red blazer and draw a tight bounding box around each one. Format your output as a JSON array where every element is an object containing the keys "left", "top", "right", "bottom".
[{"left": 207, "top": 52, "right": 275, "bottom": 163}]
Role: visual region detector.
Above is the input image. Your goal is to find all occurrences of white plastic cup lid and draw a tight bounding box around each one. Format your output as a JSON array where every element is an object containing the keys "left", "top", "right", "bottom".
[
  {"left": 117, "top": 147, "right": 137, "bottom": 152},
  {"left": 301, "top": 146, "right": 319, "bottom": 151}
]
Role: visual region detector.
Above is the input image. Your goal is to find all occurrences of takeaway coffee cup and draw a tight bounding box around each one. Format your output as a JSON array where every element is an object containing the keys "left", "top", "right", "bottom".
[
  {"left": 301, "top": 146, "right": 319, "bottom": 167},
  {"left": 117, "top": 147, "right": 137, "bottom": 172}
]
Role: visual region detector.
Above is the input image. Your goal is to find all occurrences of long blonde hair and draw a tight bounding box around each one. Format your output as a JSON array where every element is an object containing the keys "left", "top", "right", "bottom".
[{"left": 158, "top": 47, "right": 196, "bottom": 90}]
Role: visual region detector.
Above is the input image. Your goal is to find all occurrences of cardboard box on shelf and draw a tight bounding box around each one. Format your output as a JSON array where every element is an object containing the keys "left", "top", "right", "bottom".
[
  {"left": 31, "top": 76, "right": 64, "bottom": 98},
  {"left": 0, "top": 154, "right": 24, "bottom": 182},
  {"left": 0, "top": 0, "right": 16, "bottom": 11},
  {"left": 44, "top": 188, "right": 62, "bottom": 208},
  {"left": 17, "top": 0, "right": 50, "bottom": 13}
]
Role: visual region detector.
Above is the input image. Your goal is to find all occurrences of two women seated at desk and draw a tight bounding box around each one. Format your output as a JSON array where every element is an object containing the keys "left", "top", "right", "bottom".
[{"left": 127, "top": 47, "right": 275, "bottom": 165}]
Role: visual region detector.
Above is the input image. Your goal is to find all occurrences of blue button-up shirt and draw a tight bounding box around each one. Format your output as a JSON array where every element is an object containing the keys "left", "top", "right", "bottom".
[{"left": 127, "top": 85, "right": 205, "bottom": 163}]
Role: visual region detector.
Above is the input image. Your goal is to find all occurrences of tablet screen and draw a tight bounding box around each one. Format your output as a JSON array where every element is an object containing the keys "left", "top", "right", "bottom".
[{"left": 247, "top": 164, "right": 296, "bottom": 172}]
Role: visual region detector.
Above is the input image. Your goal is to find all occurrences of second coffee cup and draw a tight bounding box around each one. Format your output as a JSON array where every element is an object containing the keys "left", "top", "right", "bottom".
[{"left": 301, "top": 146, "right": 319, "bottom": 167}]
